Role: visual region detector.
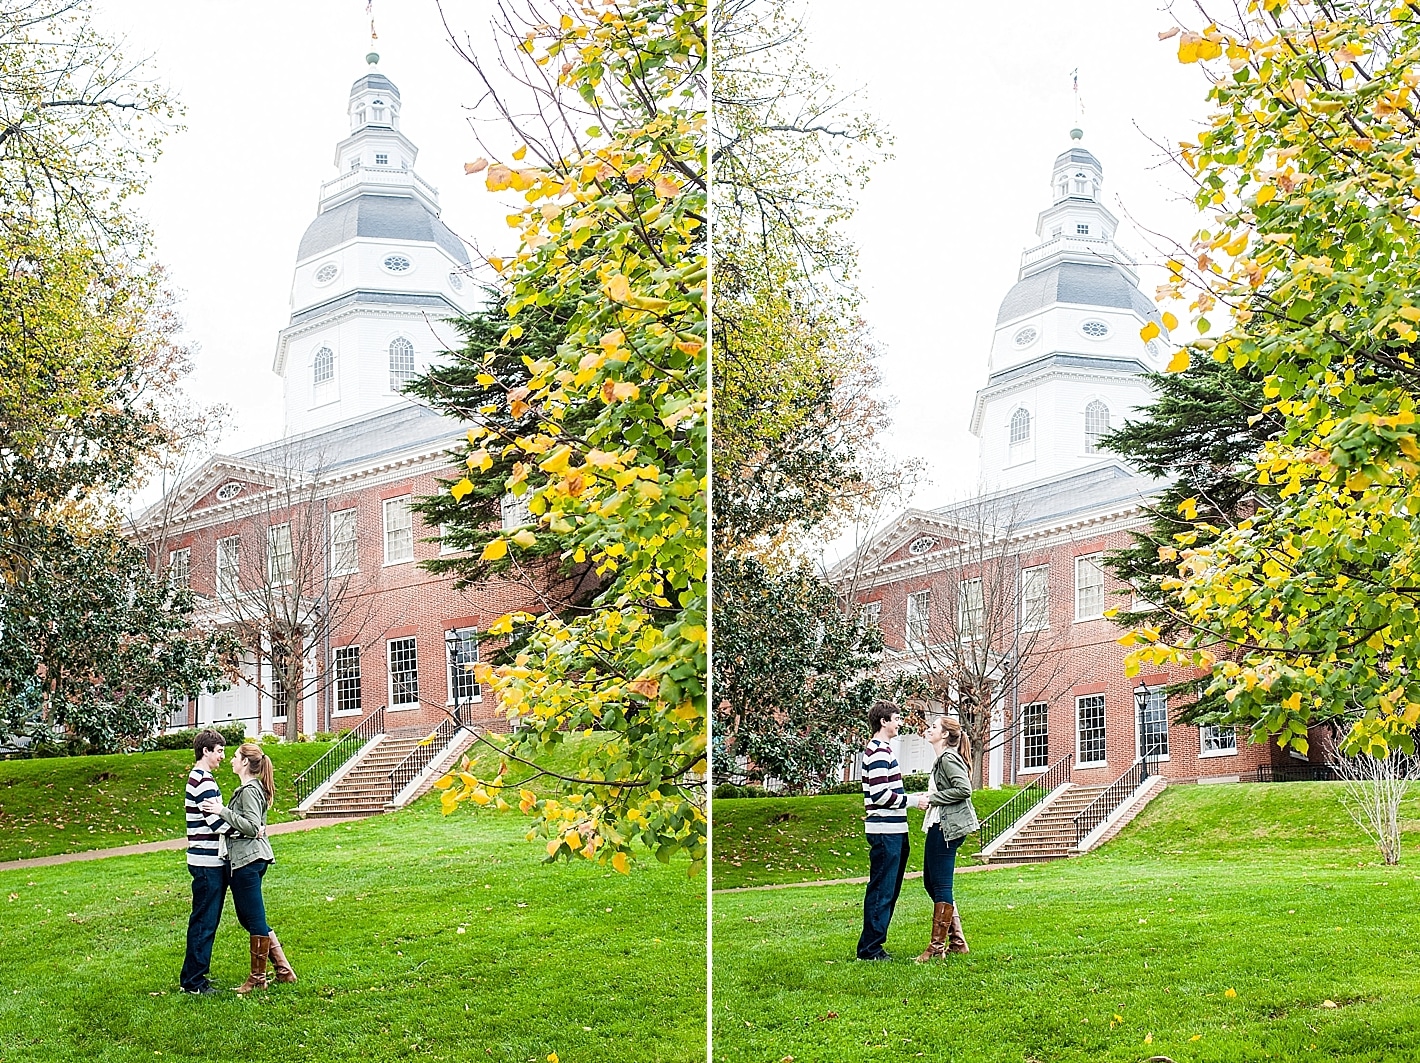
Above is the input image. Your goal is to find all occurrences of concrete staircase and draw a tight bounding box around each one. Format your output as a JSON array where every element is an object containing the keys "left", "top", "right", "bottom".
[
  {"left": 303, "top": 730, "right": 428, "bottom": 818},
  {"left": 983, "top": 783, "right": 1107, "bottom": 864}
]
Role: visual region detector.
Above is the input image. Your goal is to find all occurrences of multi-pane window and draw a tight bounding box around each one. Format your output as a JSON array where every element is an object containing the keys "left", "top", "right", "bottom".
[
  {"left": 388, "top": 337, "right": 416, "bottom": 390},
  {"left": 1009, "top": 408, "right": 1031, "bottom": 464},
  {"left": 958, "top": 578, "right": 984, "bottom": 641},
  {"left": 333, "top": 646, "right": 362, "bottom": 716},
  {"left": 445, "top": 628, "right": 481, "bottom": 704},
  {"left": 1076, "top": 222, "right": 1090, "bottom": 235},
  {"left": 906, "top": 590, "right": 931, "bottom": 647},
  {"left": 388, "top": 636, "right": 419, "bottom": 707},
  {"left": 313, "top": 346, "right": 334, "bottom": 385},
  {"left": 1021, "top": 564, "right": 1049, "bottom": 631},
  {"left": 500, "top": 493, "right": 533, "bottom": 530},
  {"left": 330, "top": 509, "right": 359, "bottom": 575},
  {"left": 383, "top": 497, "right": 413, "bottom": 564},
  {"left": 860, "top": 600, "right": 882, "bottom": 631},
  {"left": 168, "top": 548, "right": 191, "bottom": 590},
  {"left": 1075, "top": 554, "right": 1105, "bottom": 620},
  {"left": 1138, "top": 688, "right": 1170, "bottom": 758},
  {"left": 217, "top": 535, "right": 241, "bottom": 598},
  {"left": 1084, "top": 400, "right": 1110, "bottom": 452},
  {"left": 1201, "top": 724, "right": 1238, "bottom": 755},
  {"left": 1077, "top": 694, "right": 1107, "bottom": 765},
  {"left": 1021, "top": 701, "right": 1050, "bottom": 770},
  {"left": 267, "top": 523, "right": 293, "bottom": 584},
  {"left": 374, "top": 152, "right": 389, "bottom": 165},
  {"left": 270, "top": 668, "right": 288, "bottom": 720}
]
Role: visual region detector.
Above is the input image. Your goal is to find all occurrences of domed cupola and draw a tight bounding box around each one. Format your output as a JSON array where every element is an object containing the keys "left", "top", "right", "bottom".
[
  {"left": 968, "top": 131, "right": 1174, "bottom": 490},
  {"left": 273, "top": 54, "right": 478, "bottom": 437}
]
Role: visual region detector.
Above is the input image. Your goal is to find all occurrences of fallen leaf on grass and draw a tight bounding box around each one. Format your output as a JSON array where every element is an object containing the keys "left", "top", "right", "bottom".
[
  {"left": 1225, "top": 987, "right": 1238, "bottom": 998},
  {"left": 1322, "top": 999, "right": 1338, "bottom": 1009}
]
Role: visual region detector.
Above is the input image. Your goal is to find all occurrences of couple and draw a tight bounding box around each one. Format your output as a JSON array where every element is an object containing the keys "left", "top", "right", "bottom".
[
  {"left": 858, "top": 701, "right": 978, "bottom": 962},
  {"left": 179, "top": 729, "right": 297, "bottom": 995}
]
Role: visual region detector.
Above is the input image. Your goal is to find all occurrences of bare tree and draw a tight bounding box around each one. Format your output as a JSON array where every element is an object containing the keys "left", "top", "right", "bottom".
[
  {"left": 1321, "top": 727, "right": 1419, "bottom": 866},
  {"left": 890, "top": 491, "right": 1068, "bottom": 789}
]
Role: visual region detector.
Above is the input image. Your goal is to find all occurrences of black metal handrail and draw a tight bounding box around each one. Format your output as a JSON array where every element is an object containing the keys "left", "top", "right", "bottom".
[
  {"left": 1073, "top": 753, "right": 1158, "bottom": 849},
  {"left": 388, "top": 718, "right": 460, "bottom": 802},
  {"left": 978, "top": 751, "right": 1074, "bottom": 848},
  {"left": 293, "top": 706, "right": 385, "bottom": 805}
]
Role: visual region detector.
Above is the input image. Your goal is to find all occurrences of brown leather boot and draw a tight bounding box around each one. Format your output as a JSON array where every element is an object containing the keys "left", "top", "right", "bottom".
[
  {"left": 947, "top": 905, "right": 970, "bottom": 954},
  {"left": 233, "top": 935, "right": 270, "bottom": 994},
  {"left": 267, "top": 930, "right": 297, "bottom": 984},
  {"left": 914, "top": 902, "right": 953, "bottom": 962}
]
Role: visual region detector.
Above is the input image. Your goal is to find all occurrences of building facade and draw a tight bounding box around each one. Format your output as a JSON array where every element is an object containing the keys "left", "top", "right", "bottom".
[
  {"left": 134, "top": 58, "right": 533, "bottom": 740},
  {"left": 841, "top": 133, "right": 1309, "bottom": 787}
]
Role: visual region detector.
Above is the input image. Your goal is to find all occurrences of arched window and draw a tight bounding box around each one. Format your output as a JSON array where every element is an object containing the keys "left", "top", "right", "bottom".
[
  {"left": 313, "top": 346, "right": 334, "bottom": 385},
  {"left": 355, "top": 107, "right": 366, "bottom": 127},
  {"left": 1009, "top": 408, "right": 1032, "bottom": 466},
  {"left": 1085, "top": 400, "right": 1110, "bottom": 452},
  {"left": 371, "top": 99, "right": 386, "bottom": 124},
  {"left": 1073, "top": 170, "right": 1089, "bottom": 195},
  {"left": 388, "top": 337, "right": 416, "bottom": 390}
]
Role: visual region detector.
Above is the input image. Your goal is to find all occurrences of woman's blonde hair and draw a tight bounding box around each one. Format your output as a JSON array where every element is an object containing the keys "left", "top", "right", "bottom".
[{"left": 237, "top": 743, "right": 275, "bottom": 805}]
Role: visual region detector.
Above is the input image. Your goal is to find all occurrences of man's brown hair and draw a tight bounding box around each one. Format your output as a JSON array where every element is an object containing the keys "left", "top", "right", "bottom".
[
  {"left": 194, "top": 729, "right": 225, "bottom": 761},
  {"left": 868, "top": 701, "right": 901, "bottom": 734}
]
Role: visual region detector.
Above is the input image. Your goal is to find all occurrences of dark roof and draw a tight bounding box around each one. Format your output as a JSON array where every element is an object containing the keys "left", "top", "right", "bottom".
[
  {"left": 350, "top": 72, "right": 400, "bottom": 99},
  {"left": 997, "top": 261, "right": 1158, "bottom": 325},
  {"left": 1053, "top": 146, "right": 1100, "bottom": 169},
  {"left": 236, "top": 402, "right": 465, "bottom": 475},
  {"left": 298, "top": 194, "right": 470, "bottom": 264}
]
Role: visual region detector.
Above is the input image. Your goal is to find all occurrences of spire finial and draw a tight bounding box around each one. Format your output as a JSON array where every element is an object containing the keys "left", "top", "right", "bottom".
[
  {"left": 367, "top": 0, "right": 379, "bottom": 65},
  {"left": 1070, "top": 127, "right": 1084, "bottom": 141}
]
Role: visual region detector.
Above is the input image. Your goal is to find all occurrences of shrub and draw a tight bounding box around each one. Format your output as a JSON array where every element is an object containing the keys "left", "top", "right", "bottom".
[
  {"left": 153, "top": 724, "right": 247, "bottom": 753},
  {"left": 903, "top": 773, "right": 928, "bottom": 793},
  {"left": 817, "top": 781, "right": 862, "bottom": 796}
]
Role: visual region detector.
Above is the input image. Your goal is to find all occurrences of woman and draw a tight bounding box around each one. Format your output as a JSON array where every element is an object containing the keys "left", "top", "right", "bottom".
[
  {"left": 915, "top": 716, "right": 978, "bottom": 961},
  {"left": 199, "top": 743, "right": 297, "bottom": 992}
]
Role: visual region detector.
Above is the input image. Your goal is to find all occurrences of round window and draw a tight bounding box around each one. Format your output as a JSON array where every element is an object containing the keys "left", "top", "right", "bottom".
[
  {"left": 1013, "top": 326, "right": 1038, "bottom": 348},
  {"left": 1144, "top": 338, "right": 1160, "bottom": 356},
  {"left": 215, "top": 482, "right": 244, "bottom": 502},
  {"left": 314, "top": 263, "right": 339, "bottom": 285},
  {"left": 383, "top": 254, "right": 412, "bottom": 273},
  {"left": 1080, "top": 320, "right": 1110, "bottom": 339},
  {"left": 448, "top": 271, "right": 464, "bottom": 291},
  {"left": 908, "top": 536, "right": 939, "bottom": 556}
]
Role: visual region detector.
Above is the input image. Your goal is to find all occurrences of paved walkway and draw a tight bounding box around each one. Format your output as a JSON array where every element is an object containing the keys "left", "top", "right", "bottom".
[
  {"left": 0, "top": 816, "right": 366, "bottom": 873},
  {"left": 713, "top": 861, "right": 1043, "bottom": 894}
]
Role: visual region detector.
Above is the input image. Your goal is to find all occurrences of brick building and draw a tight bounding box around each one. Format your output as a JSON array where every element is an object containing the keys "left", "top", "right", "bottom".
[
  {"left": 132, "top": 58, "right": 533, "bottom": 740},
  {"left": 837, "top": 132, "right": 1309, "bottom": 788}
]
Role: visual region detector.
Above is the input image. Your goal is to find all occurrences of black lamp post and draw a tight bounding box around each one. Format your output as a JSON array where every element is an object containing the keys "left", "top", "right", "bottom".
[
  {"left": 1134, "top": 680, "right": 1152, "bottom": 771},
  {"left": 447, "top": 635, "right": 466, "bottom": 729}
]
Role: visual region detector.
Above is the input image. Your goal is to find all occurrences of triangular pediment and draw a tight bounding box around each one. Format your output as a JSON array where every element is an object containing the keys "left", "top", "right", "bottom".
[
  {"left": 131, "top": 455, "right": 312, "bottom": 534},
  {"left": 828, "top": 508, "right": 977, "bottom": 583}
]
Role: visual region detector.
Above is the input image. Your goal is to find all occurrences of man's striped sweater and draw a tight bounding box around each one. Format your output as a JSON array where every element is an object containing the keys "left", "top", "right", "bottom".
[
  {"left": 861, "top": 738, "right": 909, "bottom": 834},
  {"left": 185, "top": 766, "right": 230, "bottom": 868}
]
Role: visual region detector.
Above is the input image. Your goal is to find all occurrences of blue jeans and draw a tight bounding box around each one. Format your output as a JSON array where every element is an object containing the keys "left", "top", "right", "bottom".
[
  {"left": 180, "top": 863, "right": 229, "bottom": 991},
  {"left": 923, "top": 824, "right": 965, "bottom": 904},
  {"left": 857, "top": 832, "right": 909, "bottom": 958},
  {"left": 229, "top": 860, "right": 272, "bottom": 936}
]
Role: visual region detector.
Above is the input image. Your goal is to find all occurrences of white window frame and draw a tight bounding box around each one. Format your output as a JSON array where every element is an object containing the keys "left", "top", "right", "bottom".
[
  {"left": 445, "top": 628, "right": 483, "bottom": 706},
  {"left": 860, "top": 600, "right": 881, "bottom": 631},
  {"left": 1076, "top": 694, "right": 1107, "bottom": 767},
  {"left": 312, "top": 345, "right": 335, "bottom": 386},
  {"left": 383, "top": 496, "right": 414, "bottom": 566},
  {"left": 1076, "top": 221, "right": 1090, "bottom": 235},
  {"left": 1008, "top": 408, "right": 1032, "bottom": 466},
  {"left": 387, "top": 636, "right": 419, "bottom": 709},
  {"left": 906, "top": 590, "right": 931, "bottom": 648},
  {"left": 217, "top": 535, "right": 241, "bottom": 600},
  {"left": 267, "top": 523, "right": 293, "bottom": 585},
  {"left": 1084, "top": 400, "right": 1111, "bottom": 453},
  {"left": 168, "top": 547, "right": 190, "bottom": 590},
  {"left": 374, "top": 152, "right": 389, "bottom": 166},
  {"left": 388, "top": 336, "right": 416, "bottom": 390},
  {"left": 1020, "top": 701, "right": 1050, "bottom": 773},
  {"left": 1136, "top": 687, "right": 1171, "bottom": 761},
  {"left": 1074, "top": 554, "right": 1105, "bottom": 621},
  {"left": 957, "top": 578, "right": 984, "bottom": 641},
  {"left": 1021, "top": 564, "right": 1049, "bottom": 632},
  {"left": 1199, "top": 724, "right": 1239, "bottom": 758},
  {"left": 332, "top": 645, "right": 363, "bottom": 718},
  {"left": 330, "top": 509, "right": 359, "bottom": 576}
]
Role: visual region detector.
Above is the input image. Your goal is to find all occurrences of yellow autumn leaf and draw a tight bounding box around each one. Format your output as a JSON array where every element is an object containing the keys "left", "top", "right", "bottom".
[
  {"left": 1140, "top": 321, "right": 1161, "bottom": 342},
  {"left": 511, "top": 529, "right": 538, "bottom": 548},
  {"left": 1167, "top": 349, "right": 1191, "bottom": 373},
  {"left": 1190, "top": 1034, "right": 1203, "bottom": 1042},
  {"left": 607, "top": 274, "right": 632, "bottom": 302},
  {"left": 451, "top": 477, "right": 475, "bottom": 502},
  {"left": 1179, "top": 497, "right": 1199, "bottom": 520},
  {"left": 1256, "top": 184, "right": 1277, "bottom": 206},
  {"left": 653, "top": 174, "right": 680, "bottom": 198},
  {"left": 1225, "top": 987, "right": 1238, "bottom": 999},
  {"left": 512, "top": 144, "right": 528, "bottom": 161},
  {"left": 611, "top": 851, "right": 629, "bottom": 874},
  {"left": 586, "top": 449, "right": 619, "bottom": 468},
  {"left": 1399, "top": 306, "right": 1420, "bottom": 322},
  {"left": 546, "top": 838, "right": 561, "bottom": 856},
  {"left": 481, "top": 538, "right": 509, "bottom": 561},
  {"left": 1143, "top": 1033, "right": 1154, "bottom": 1044},
  {"left": 464, "top": 158, "right": 489, "bottom": 174},
  {"left": 1161, "top": 311, "right": 1178, "bottom": 330}
]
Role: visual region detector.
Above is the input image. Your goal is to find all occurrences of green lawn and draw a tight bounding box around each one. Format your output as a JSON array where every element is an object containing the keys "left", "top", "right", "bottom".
[
  {"left": 712, "top": 781, "right": 1420, "bottom": 1062},
  {"left": 0, "top": 795, "right": 706, "bottom": 1062},
  {"left": 0, "top": 744, "right": 334, "bottom": 862},
  {"left": 712, "top": 788, "right": 1020, "bottom": 890}
]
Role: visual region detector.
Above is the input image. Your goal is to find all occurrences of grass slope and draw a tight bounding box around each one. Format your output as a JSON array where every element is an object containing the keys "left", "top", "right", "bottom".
[
  {"left": 0, "top": 796, "right": 706, "bottom": 1063},
  {"left": 712, "top": 789, "right": 1020, "bottom": 890},
  {"left": 713, "top": 781, "right": 1420, "bottom": 1062},
  {"left": 0, "top": 744, "right": 334, "bottom": 863}
]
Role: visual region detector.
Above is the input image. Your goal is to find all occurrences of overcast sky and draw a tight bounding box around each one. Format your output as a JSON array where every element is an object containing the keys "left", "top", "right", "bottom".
[
  {"left": 94, "top": 0, "right": 520, "bottom": 455},
  {"left": 798, "top": 1, "right": 1216, "bottom": 552}
]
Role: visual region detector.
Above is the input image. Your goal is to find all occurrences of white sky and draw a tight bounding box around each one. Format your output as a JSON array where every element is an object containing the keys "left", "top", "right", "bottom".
[
  {"left": 93, "top": 0, "right": 523, "bottom": 455},
  {"left": 799, "top": 1, "right": 1216, "bottom": 548}
]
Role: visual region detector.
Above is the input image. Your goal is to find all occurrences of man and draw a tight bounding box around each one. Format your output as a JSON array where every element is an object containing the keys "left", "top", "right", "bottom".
[
  {"left": 179, "top": 729, "right": 230, "bottom": 994},
  {"left": 857, "top": 701, "right": 928, "bottom": 960}
]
